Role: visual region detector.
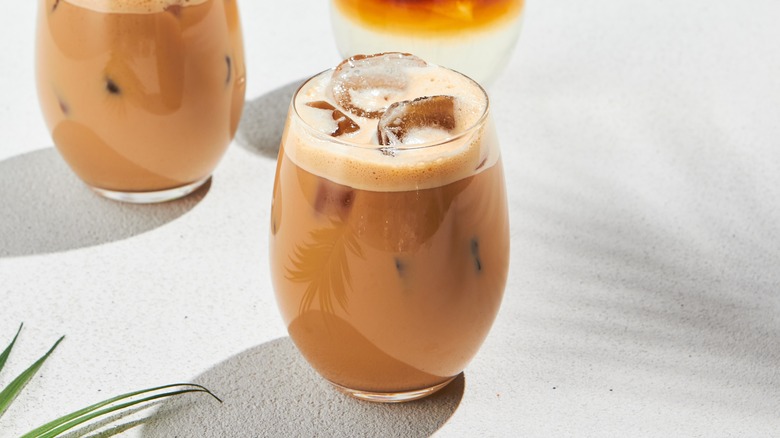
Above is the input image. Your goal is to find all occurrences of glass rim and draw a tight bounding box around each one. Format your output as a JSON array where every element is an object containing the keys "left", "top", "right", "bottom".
[{"left": 290, "top": 63, "right": 491, "bottom": 151}]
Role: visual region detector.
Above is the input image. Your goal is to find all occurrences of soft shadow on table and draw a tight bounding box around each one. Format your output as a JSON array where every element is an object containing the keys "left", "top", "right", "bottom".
[
  {"left": 0, "top": 148, "right": 208, "bottom": 258},
  {"left": 141, "top": 337, "right": 464, "bottom": 437},
  {"left": 512, "top": 145, "right": 780, "bottom": 416},
  {"left": 234, "top": 79, "right": 305, "bottom": 159}
]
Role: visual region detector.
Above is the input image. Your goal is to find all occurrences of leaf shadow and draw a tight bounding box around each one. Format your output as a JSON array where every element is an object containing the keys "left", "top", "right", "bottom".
[
  {"left": 141, "top": 337, "right": 465, "bottom": 437},
  {"left": 0, "top": 148, "right": 209, "bottom": 258},
  {"left": 234, "top": 79, "right": 305, "bottom": 159},
  {"left": 287, "top": 221, "right": 363, "bottom": 315},
  {"left": 510, "top": 143, "right": 780, "bottom": 417}
]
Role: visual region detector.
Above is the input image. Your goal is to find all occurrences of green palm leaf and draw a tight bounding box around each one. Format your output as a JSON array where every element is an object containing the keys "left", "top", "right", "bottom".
[
  {"left": 0, "top": 323, "right": 23, "bottom": 375},
  {"left": 1, "top": 325, "right": 221, "bottom": 437},
  {"left": 20, "top": 383, "right": 221, "bottom": 438},
  {"left": 0, "top": 335, "right": 64, "bottom": 418}
]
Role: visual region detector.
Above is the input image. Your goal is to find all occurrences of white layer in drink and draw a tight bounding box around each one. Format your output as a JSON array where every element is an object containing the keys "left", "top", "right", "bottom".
[{"left": 330, "top": 3, "right": 523, "bottom": 86}]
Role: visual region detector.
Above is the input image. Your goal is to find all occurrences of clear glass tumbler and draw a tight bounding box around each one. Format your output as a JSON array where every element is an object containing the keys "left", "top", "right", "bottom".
[
  {"left": 270, "top": 53, "right": 510, "bottom": 402},
  {"left": 35, "top": 0, "right": 246, "bottom": 203},
  {"left": 329, "top": 0, "right": 525, "bottom": 86}
]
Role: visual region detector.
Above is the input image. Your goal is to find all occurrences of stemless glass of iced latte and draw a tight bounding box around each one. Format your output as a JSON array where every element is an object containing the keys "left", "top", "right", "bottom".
[
  {"left": 270, "top": 53, "right": 510, "bottom": 402},
  {"left": 35, "top": 0, "right": 246, "bottom": 203},
  {"left": 329, "top": 0, "right": 524, "bottom": 86}
]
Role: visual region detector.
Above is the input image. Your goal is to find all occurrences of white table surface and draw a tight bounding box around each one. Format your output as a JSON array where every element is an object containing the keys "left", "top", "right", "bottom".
[{"left": 2, "top": 1, "right": 780, "bottom": 437}]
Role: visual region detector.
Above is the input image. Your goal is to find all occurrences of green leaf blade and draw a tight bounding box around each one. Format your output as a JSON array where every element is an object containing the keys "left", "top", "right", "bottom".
[
  {"left": 0, "top": 335, "right": 64, "bottom": 418},
  {"left": 21, "top": 383, "right": 221, "bottom": 438},
  {"left": 0, "top": 323, "right": 23, "bottom": 375}
]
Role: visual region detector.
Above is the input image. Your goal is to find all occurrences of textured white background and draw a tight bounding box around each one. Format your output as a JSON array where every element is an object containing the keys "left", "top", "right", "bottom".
[{"left": 2, "top": 0, "right": 780, "bottom": 437}]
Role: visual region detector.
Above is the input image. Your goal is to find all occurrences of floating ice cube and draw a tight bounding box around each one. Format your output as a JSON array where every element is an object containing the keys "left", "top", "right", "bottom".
[
  {"left": 313, "top": 179, "right": 355, "bottom": 220},
  {"left": 165, "top": 4, "right": 182, "bottom": 17},
  {"left": 305, "top": 101, "right": 360, "bottom": 137},
  {"left": 377, "top": 95, "right": 457, "bottom": 146},
  {"left": 331, "top": 52, "right": 428, "bottom": 119}
]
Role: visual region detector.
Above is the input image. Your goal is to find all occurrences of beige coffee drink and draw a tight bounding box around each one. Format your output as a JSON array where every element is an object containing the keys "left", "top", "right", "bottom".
[
  {"left": 36, "top": 0, "right": 246, "bottom": 202},
  {"left": 270, "top": 53, "right": 509, "bottom": 402}
]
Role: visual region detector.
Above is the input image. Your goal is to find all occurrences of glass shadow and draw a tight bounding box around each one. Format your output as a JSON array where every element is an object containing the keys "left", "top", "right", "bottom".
[
  {"left": 0, "top": 148, "right": 209, "bottom": 258},
  {"left": 234, "top": 79, "right": 305, "bottom": 159},
  {"left": 142, "top": 337, "right": 464, "bottom": 437}
]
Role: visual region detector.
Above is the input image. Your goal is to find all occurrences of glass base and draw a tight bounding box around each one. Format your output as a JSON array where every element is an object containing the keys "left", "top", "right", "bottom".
[
  {"left": 329, "top": 376, "right": 457, "bottom": 403},
  {"left": 91, "top": 176, "right": 210, "bottom": 204}
]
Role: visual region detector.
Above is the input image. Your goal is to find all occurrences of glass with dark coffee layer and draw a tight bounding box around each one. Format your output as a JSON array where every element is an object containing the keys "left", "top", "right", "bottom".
[
  {"left": 270, "top": 53, "right": 510, "bottom": 402},
  {"left": 330, "top": 0, "right": 524, "bottom": 85},
  {"left": 36, "top": 0, "right": 246, "bottom": 203}
]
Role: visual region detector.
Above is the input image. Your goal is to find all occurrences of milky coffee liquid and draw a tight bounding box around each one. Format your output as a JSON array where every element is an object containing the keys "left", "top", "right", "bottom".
[
  {"left": 270, "top": 55, "right": 509, "bottom": 394},
  {"left": 36, "top": 0, "right": 245, "bottom": 192}
]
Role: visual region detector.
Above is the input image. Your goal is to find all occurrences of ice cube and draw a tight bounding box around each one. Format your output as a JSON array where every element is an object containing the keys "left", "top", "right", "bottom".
[
  {"left": 57, "top": 96, "right": 69, "bottom": 115},
  {"left": 105, "top": 77, "right": 121, "bottom": 95},
  {"left": 470, "top": 237, "right": 482, "bottom": 272},
  {"left": 377, "top": 95, "right": 457, "bottom": 146},
  {"left": 305, "top": 101, "right": 360, "bottom": 137},
  {"left": 165, "top": 4, "right": 182, "bottom": 17},
  {"left": 313, "top": 178, "right": 355, "bottom": 220},
  {"left": 331, "top": 52, "right": 428, "bottom": 119},
  {"left": 225, "top": 55, "right": 232, "bottom": 85}
]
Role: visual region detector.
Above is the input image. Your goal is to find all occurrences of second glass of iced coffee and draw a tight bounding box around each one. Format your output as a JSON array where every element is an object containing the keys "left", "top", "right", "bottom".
[
  {"left": 330, "top": 0, "right": 525, "bottom": 86},
  {"left": 35, "top": 0, "right": 246, "bottom": 203},
  {"left": 270, "top": 53, "right": 510, "bottom": 402}
]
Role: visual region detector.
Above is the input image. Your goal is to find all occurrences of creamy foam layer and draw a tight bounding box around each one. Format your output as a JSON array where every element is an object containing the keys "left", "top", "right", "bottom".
[
  {"left": 287, "top": 61, "right": 499, "bottom": 192},
  {"left": 65, "top": 0, "right": 209, "bottom": 14}
]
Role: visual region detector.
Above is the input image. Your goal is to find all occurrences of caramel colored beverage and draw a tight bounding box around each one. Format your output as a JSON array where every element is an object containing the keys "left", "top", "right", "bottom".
[
  {"left": 270, "top": 54, "right": 509, "bottom": 401},
  {"left": 36, "top": 0, "right": 246, "bottom": 201},
  {"left": 331, "top": 0, "right": 524, "bottom": 85}
]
